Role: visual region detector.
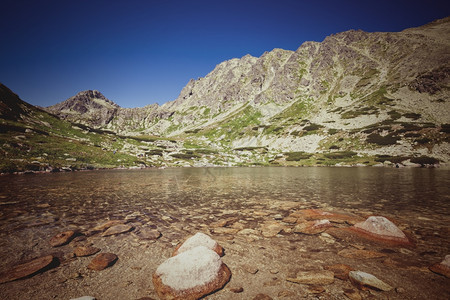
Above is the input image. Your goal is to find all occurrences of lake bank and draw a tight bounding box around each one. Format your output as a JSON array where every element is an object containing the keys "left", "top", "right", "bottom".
[{"left": 0, "top": 167, "right": 449, "bottom": 299}]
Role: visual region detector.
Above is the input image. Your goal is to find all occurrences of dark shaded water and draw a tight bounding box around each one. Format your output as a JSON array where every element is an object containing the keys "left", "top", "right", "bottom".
[{"left": 1, "top": 167, "right": 449, "bottom": 235}]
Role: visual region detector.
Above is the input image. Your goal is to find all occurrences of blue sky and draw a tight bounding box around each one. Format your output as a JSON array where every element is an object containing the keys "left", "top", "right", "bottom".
[{"left": 1, "top": 0, "right": 448, "bottom": 108}]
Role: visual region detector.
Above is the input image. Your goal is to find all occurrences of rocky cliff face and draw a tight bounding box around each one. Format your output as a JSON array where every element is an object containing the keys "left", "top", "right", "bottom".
[{"left": 42, "top": 17, "right": 450, "bottom": 165}]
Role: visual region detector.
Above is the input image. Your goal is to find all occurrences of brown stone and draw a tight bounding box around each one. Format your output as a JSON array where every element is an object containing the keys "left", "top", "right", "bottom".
[
  {"left": 102, "top": 224, "right": 133, "bottom": 237},
  {"left": 88, "top": 219, "right": 126, "bottom": 235},
  {"left": 338, "top": 248, "right": 387, "bottom": 259},
  {"left": 134, "top": 228, "right": 161, "bottom": 240},
  {"left": 88, "top": 253, "right": 118, "bottom": 270},
  {"left": 74, "top": 245, "right": 101, "bottom": 257},
  {"left": 210, "top": 217, "right": 237, "bottom": 228},
  {"left": 293, "top": 220, "right": 333, "bottom": 235},
  {"left": 286, "top": 270, "right": 335, "bottom": 285},
  {"left": 306, "top": 285, "right": 326, "bottom": 294},
  {"left": 324, "top": 264, "right": 354, "bottom": 280},
  {"left": 229, "top": 286, "right": 244, "bottom": 293},
  {"left": 343, "top": 288, "right": 362, "bottom": 300},
  {"left": 0, "top": 255, "right": 55, "bottom": 283},
  {"left": 242, "top": 264, "right": 259, "bottom": 274},
  {"left": 49, "top": 230, "right": 76, "bottom": 247},
  {"left": 260, "top": 221, "right": 286, "bottom": 237},
  {"left": 292, "top": 209, "right": 364, "bottom": 224}
]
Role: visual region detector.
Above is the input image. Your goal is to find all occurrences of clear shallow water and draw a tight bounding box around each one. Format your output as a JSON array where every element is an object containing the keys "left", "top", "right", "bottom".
[{"left": 0, "top": 167, "right": 449, "bottom": 234}]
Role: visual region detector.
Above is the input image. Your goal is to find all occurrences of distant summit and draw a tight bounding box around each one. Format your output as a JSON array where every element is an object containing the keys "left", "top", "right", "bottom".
[{"left": 46, "top": 90, "right": 119, "bottom": 126}]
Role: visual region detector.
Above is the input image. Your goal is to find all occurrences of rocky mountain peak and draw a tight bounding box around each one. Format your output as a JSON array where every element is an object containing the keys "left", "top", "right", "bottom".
[{"left": 45, "top": 90, "right": 119, "bottom": 127}]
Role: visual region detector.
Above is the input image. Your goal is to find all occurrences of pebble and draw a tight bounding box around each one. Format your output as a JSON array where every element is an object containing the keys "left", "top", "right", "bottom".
[
  {"left": 286, "top": 270, "right": 335, "bottom": 285},
  {"left": 242, "top": 264, "right": 259, "bottom": 274},
  {"left": 134, "top": 228, "right": 161, "bottom": 240},
  {"left": 74, "top": 246, "right": 101, "bottom": 257},
  {"left": 293, "top": 219, "right": 332, "bottom": 235},
  {"left": 102, "top": 224, "right": 133, "bottom": 237},
  {"left": 349, "top": 270, "right": 393, "bottom": 291},
  {"left": 88, "top": 253, "right": 118, "bottom": 271},
  {"left": 49, "top": 230, "right": 76, "bottom": 247},
  {"left": 229, "top": 286, "right": 244, "bottom": 293}
]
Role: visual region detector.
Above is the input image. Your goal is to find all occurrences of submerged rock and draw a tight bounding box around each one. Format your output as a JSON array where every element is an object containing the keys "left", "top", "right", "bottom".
[
  {"left": 429, "top": 255, "right": 450, "bottom": 278},
  {"left": 74, "top": 245, "right": 101, "bottom": 257},
  {"left": 153, "top": 245, "right": 231, "bottom": 300},
  {"left": 350, "top": 216, "right": 411, "bottom": 246},
  {"left": 102, "top": 224, "right": 133, "bottom": 237},
  {"left": 0, "top": 255, "right": 55, "bottom": 283},
  {"left": 87, "top": 253, "right": 118, "bottom": 271},
  {"left": 50, "top": 230, "right": 76, "bottom": 247},
  {"left": 324, "top": 264, "right": 354, "bottom": 280},
  {"left": 172, "top": 232, "right": 223, "bottom": 257},
  {"left": 286, "top": 270, "right": 335, "bottom": 285},
  {"left": 134, "top": 228, "right": 161, "bottom": 240},
  {"left": 349, "top": 270, "right": 393, "bottom": 291},
  {"left": 293, "top": 219, "right": 333, "bottom": 235}
]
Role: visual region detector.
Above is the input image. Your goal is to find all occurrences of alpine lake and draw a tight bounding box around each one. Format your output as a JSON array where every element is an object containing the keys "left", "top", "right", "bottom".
[{"left": 0, "top": 167, "right": 449, "bottom": 299}]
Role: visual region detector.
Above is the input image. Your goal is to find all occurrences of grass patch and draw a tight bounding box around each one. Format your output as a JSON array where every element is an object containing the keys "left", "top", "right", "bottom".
[{"left": 284, "top": 152, "right": 313, "bottom": 161}]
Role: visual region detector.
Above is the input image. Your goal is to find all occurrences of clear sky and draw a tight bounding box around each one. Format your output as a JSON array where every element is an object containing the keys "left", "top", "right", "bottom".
[{"left": 1, "top": 0, "right": 448, "bottom": 108}]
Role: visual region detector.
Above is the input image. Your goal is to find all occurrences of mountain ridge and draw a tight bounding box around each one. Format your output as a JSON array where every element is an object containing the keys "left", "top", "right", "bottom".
[{"left": 1, "top": 17, "right": 449, "bottom": 173}]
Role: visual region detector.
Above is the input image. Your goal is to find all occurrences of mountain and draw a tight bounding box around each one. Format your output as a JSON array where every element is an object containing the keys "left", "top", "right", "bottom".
[
  {"left": 46, "top": 90, "right": 120, "bottom": 127},
  {"left": 2, "top": 17, "right": 449, "bottom": 173}
]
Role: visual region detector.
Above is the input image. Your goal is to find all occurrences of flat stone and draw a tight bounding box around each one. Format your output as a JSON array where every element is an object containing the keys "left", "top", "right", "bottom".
[
  {"left": 324, "top": 264, "right": 354, "bottom": 280},
  {"left": 102, "top": 224, "right": 133, "bottom": 237},
  {"left": 134, "top": 228, "right": 161, "bottom": 240},
  {"left": 293, "top": 220, "right": 332, "bottom": 235},
  {"left": 292, "top": 209, "right": 364, "bottom": 224},
  {"left": 260, "top": 221, "right": 286, "bottom": 237},
  {"left": 173, "top": 232, "right": 224, "bottom": 256},
  {"left": 90, "top": 220, "right": 125, "bottom": 233},
  {"left": 343, "top": 288, "right": 362, "bottom": 300},
  {"left": 286, "top": 270, "right": 335, "bottom": 285},
  {"left": 87, "top": 253, "right": 118, "bottom": 270},
  {"left": 70, "top": 297, "right": 96, "bottom": 300},
  {"left": 349, "top": 270, "right": 393, "bottom": 291},
  {"left": 242, "top": 264, "right": 259, "bottom": 274},
  {"left": 0, "top": 255, "right": 55, "bottom": 283},
  {"left": 50, "top": 230, "right": 76, "bottom": 247},
  {"left": 74, "top": 246, "right": 101, "bottom": 257},
  {"left": 338, "top": 248, "right": 387, "bottom": 259},
  {"left": 429, "top": 255, "right": 450, "bottom": 278},
  {"left": 210, "top": 217, "right": 237, "bottom": 228},
  {"left": 153, "top": 246, "right": 231, "bottom": 300}
]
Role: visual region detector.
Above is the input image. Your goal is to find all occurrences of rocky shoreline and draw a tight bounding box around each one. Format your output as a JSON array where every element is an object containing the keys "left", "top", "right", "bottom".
[{"left": 0, "top": 203, "right": 448, "bottom": 299}]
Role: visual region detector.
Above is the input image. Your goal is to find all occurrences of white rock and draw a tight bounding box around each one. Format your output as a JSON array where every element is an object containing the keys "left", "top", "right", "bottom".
[
  {"left": 155, "top": 246, "right": 222, "bottom": 291},
  {"left": 354, "top": 216, "right": 406, "bottom": 239},
  {"left": 176, "top": 232, "right": 218, "bottom": 254},
  {"left": 349, "top": 270, "right": 393, "bottom": 291}
]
